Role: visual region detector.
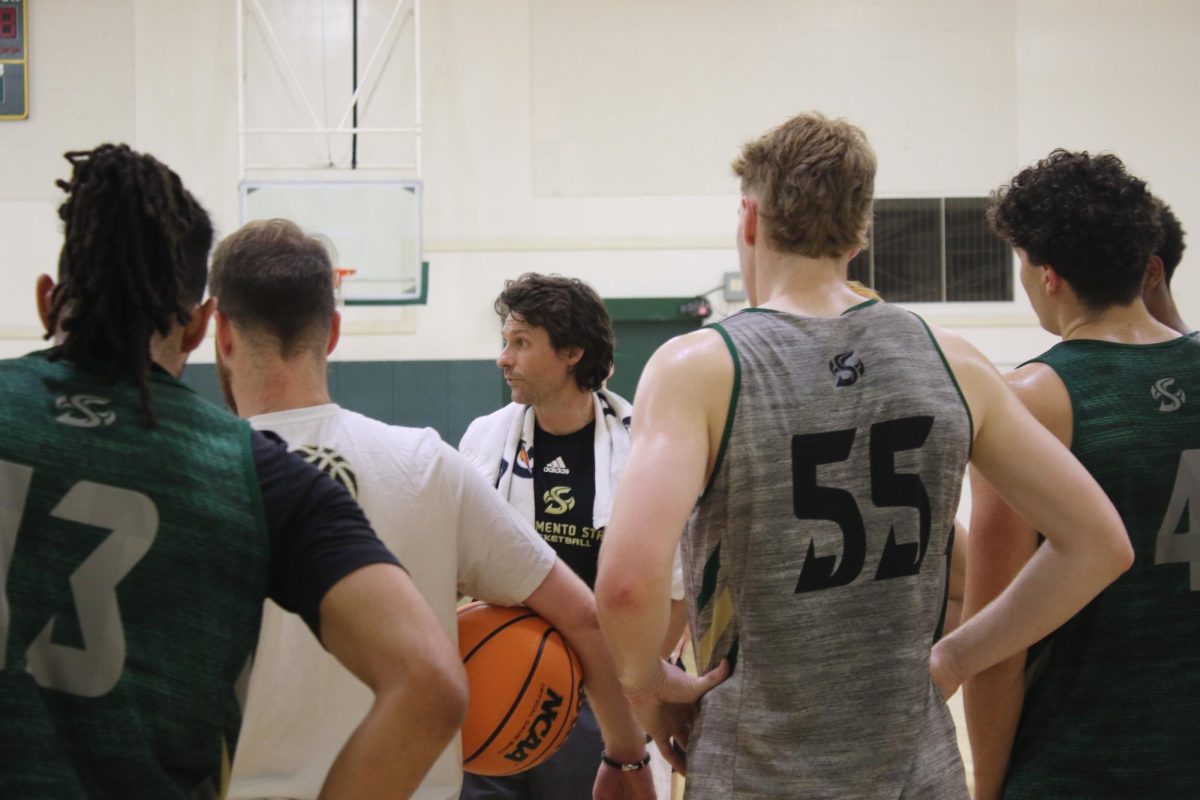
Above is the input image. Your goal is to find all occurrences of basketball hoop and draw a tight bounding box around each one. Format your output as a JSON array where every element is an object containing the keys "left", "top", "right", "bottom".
[{"left": 334, "top": 268, "right": 357, "bottom": 306}]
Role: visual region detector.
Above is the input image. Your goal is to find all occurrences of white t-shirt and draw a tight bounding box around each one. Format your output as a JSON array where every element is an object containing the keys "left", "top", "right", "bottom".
[{"left": 228, "top": 404, "right": 556, "bottom": 800}]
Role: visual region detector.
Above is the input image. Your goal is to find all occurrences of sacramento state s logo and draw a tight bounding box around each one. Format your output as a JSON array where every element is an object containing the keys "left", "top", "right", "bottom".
[
  {"left": 54, "top": 394, "right": 116, "bottom": 428},
  {"left": 1151, "top": 378, "right": 1186, "bottom": 413},
  {"left": 543, "top": 486, "right": 576, "bottom": 515},
  {"left": 829, "top": 350, "right": 865, "bottom": 387}
]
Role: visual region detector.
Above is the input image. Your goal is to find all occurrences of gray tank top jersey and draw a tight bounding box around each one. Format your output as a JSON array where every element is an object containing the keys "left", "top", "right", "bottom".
[{"left": 683, "top": 302, "right": 971, "bottom": 800}]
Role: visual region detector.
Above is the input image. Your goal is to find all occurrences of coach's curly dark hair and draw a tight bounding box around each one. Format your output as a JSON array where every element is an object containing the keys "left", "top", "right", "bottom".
[
  {"left": 987, "top": 149, "right": 1162, "bottom": 312},
  {"left": 1156, "top": 200, "right": 1187, "bottom": 285},
  {"left": 48, "top": 144, "right": 213, "bottom": 426},
  {"left": 495, "top": 273, "right": 614, "bottom": 392}
]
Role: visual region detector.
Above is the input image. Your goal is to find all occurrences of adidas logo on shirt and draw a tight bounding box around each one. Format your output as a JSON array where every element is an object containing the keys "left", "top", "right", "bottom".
[{"left": 542, "top": 456, "right": 570, "bottom": 475}]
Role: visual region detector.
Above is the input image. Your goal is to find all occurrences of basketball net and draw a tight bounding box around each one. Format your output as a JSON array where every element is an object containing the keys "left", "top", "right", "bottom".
[{"left": 334, "top": 267, "right": 357, "bottom": 307}]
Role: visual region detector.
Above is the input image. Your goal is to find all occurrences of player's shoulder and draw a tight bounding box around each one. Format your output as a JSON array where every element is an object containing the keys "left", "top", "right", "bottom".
[
  {"left": 260, "top": 405, "right": 446, "bottom": 467},
  {"left": 1004, "top": 360, "right": 1067, "bottom": 403},
  {"left": 630, "top": 327, "right": 735, "bottom": 429},
  {"left": 337, "top": 409, "right": 452, "bottom": 468},
  {"left": 919, "top": 321, "right": 1011, "bottom": 427},
  {"left": 920, "top": 320, "right": 983, "bottom": 369},
  {"left": 433, "top": 433, "right": 498, "bottom": 488},
  {"left": 1002, "top": 361, "right": 1071, "bottom": 440},
  {"left": 644, "top": 325, "right": 731, "bottom": 380},
  {"left": 919, "top": 321, "right": 1012, "bottom": 399},
  {"left": 0, "top": 352, "right": 52, "bottom": 397},
  {"left": 927, "top": 323, "right": 1072, "bottom": 441},
  {"left": 0, "top": 352, "right": 38, "bottom": 375}
]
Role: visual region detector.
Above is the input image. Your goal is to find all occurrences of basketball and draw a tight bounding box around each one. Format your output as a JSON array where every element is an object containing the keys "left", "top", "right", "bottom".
[{"left": 457, "top": 602, "right": 584, "bottom": 776}]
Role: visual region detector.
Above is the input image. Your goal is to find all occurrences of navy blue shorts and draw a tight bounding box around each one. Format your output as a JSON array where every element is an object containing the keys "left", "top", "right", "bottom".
[{"left": 460, "top": 701, "right": 601, "bottom": 800}]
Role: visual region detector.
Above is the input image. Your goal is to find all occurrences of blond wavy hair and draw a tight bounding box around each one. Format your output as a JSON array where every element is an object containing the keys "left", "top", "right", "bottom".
[{"left": 732, "top": 113, "right": 876, "bottom": 259}]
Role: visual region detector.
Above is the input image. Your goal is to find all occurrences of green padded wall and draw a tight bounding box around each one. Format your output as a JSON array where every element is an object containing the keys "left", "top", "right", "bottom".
[
  {"left": 181, "top": 360, "right": 505, "bottom": 446},
  {"left": 180, "top": 298, "right": 706, "bottom": 444},
  {"left": 606, "top": 298, "right": 707, "bottom": 401}
]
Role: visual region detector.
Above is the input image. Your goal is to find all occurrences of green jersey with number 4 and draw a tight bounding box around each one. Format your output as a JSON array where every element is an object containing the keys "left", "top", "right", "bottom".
[
  {"left": 0, "top": 351, "right": 269, "bottom": 799},
  {"left": 1004, "top": 336, "right": 1200, "bottom": 799}
]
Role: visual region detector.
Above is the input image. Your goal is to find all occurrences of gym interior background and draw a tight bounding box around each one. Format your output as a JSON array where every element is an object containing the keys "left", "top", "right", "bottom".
[
  {"left": 3, "top": 0, "right": 1196, "bottom": 525},
  {"left": 3, "top": 1, "right": 1196, "bottom": 786},
  {"left": 5, "top": 1, "right": 1198, "bottom": 379}
]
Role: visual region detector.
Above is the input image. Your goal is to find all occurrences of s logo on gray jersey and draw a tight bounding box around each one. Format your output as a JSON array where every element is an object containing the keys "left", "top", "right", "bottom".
[{"left": 829, "top": 351, "right": 865, "bottom": 387}]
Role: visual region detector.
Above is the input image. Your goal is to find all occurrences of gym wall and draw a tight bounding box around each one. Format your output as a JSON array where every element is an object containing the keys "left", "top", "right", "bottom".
[{"left": 2, "top": 0, "right": 1198, "bottom": 386}]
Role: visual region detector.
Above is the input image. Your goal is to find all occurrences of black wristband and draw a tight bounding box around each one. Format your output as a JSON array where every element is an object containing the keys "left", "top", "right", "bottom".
[{"left": 600, "top": 750, "right": 652, "bottom": 771}]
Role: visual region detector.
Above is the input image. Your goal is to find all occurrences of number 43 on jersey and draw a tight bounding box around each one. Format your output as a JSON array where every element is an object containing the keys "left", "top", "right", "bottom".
[{"left": 1, "top": 459, "right": 158, "bottom": 697}]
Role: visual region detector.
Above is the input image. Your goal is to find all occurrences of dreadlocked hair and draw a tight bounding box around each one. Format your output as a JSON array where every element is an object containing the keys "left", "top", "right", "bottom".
[{"left": 47, "top": 143, "right": 213, "bottom": 427}]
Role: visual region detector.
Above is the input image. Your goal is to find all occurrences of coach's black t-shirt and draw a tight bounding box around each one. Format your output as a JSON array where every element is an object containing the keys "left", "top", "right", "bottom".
[{"left": 533, "top": 421, "right": 601, "bottom": 589}]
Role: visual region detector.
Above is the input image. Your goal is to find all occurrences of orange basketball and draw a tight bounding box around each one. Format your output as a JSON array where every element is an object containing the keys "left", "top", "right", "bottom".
[{"left": 457, "top": 602, "right": 584, "bottom": 776}]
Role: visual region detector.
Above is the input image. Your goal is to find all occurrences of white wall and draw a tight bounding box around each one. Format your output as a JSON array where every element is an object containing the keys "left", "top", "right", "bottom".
[
  {"left": 0, "top": 0, "right": 136, "bottom": 345},
  {"left": 0, "top": 0, "right": 236, "bottom": 356},
  {"left": 1015, "top": 0, "right": 1200, "bottom": 333},
  {"left": 1, "top": 0, "right": 1196, "bottom": 370}
]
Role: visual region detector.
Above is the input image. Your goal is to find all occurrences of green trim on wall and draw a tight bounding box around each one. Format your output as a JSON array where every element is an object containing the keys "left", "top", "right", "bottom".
[
  {"left": 344, "top": 260, "right": 430, "bottom": 306},
  {"left": 605, "top": 297, "right": 703, "bottom": 322},
  {"left": 604, "top": 301, "right": 708, "bottom": 401}
]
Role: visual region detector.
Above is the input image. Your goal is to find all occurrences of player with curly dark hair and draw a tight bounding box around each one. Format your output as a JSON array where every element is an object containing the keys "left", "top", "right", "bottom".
[
  {"left": 987, "top": 148, "right": 1162, "bottom": 313},
  {"left": 1142, "top": 199, "right": 1190, "bottom": 334},
  {"left": 965, "top": 151, "right": 1200, "bottom": 799}
]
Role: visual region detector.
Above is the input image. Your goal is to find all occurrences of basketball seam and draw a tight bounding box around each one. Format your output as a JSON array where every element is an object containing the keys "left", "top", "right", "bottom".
[
  {"left": 463, "top": 626, "right": 556, "bottom": 768},
  {"left": 521, "top": 629, "right": 580, "bottom": 770},
  {"left": 461, "top": 610, "right": 538, "bottom": 664}
]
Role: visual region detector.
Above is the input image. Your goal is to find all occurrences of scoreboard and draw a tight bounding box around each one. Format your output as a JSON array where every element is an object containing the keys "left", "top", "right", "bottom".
[{"left": 0, "top": 0, "right": 26, "bottom": 120}]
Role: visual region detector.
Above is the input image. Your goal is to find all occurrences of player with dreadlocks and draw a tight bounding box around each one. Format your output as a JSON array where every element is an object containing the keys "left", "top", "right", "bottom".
[
  {"left": 0, "top": 143, "right": 466, "bottom": 799},
  {"left": 44, "top": 144, "right": 212, "bottom": 425}
]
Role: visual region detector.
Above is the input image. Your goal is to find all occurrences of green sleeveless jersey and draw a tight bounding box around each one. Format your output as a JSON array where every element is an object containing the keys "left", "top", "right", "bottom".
[
  {"left": 1004, "top": 337, "right": 1200, "bottom": 799},
  {"left": 0, "top": 352, "right": 270, "bottom": 799}
]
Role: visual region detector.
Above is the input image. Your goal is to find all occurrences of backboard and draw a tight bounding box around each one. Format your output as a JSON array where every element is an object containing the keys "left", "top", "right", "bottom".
[{"left": 240, "top": 180, "right": 423, "bottom": 304}]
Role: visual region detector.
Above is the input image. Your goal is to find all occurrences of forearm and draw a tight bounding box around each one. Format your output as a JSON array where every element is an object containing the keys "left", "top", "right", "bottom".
[
  {"left": 522, "top": 562, "right": 650, "bottom": 760},
  {"left": 939, "top": 540, "right": 1120, "bottom": 681},
  {"left": 320, "top": 675, "right": 465, "bottom": 799},
  {"left": 596, "top": 490, "right": 688, "bottom": 692},
  {"left": 565, "top": 621, "right": 650, "bottom": 760},
  {"left": 963, "top": 655, "right": 1024, "bottom": 800},
  {"left": 596, "top": 570, "right": 674, "bottom": 694},
  {"left": 317, "top": 564, "right": 468, "bottom": 800},
  {"left": 956, "top": 390, "right": 1131, "bottom": 681}
]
